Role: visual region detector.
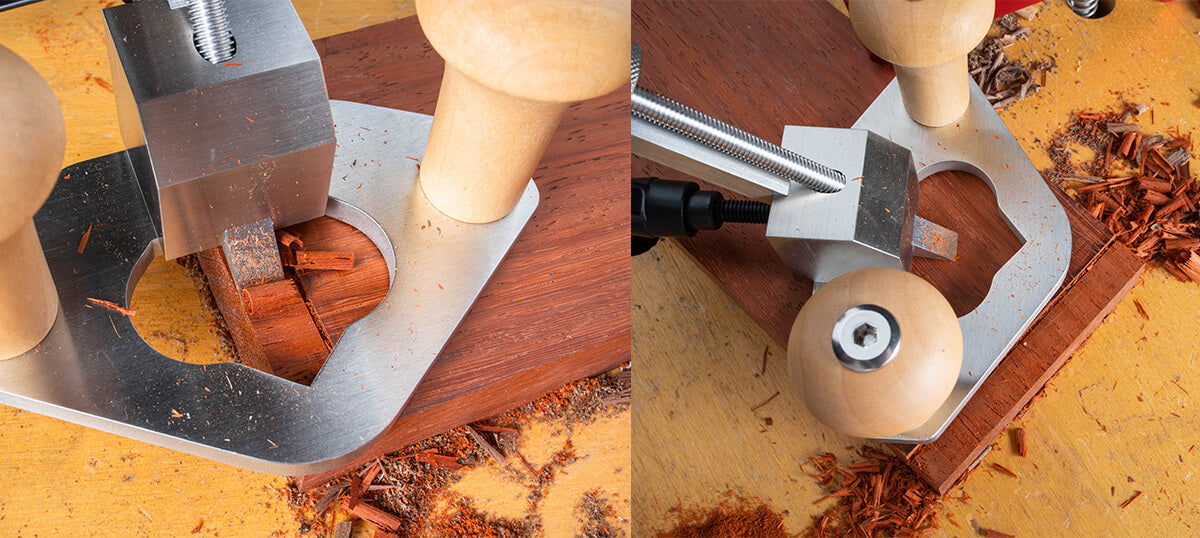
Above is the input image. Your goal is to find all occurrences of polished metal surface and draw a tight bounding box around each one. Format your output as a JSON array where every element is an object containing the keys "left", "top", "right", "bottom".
[
  {"left": 912, "top": 216, "right": 958, "bottom": 261},
  {"left": 632, "top": 87, "right": 845, "bottom": 196},
  {"left": 187, "top": 0, "right": 235, "bottom": 64},
  {"left": 5, "top": 101, "right": 538, "bottom": 474},
  {"left": 831, "top": 305, "right": 900, "bottom": 372},
  {"left": 103, "top": 0, "right": 334, "bottom": 259},
  {"left": 849, "top": 79, "right": 1072, "bottom": 443},
  {"left": 767, "top": 129, "right": 918, "bottom": 286},
  {"left": 221, "top": 218, "right": 284, "bottom": 290}
]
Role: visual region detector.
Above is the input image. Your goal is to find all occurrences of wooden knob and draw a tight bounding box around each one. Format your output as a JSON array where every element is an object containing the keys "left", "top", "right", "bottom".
[
  {"left": 787, "top": 268, "right": 962, "bottom": 438},
  {"left": 0, "top": 45, "right": 65, "bottom": 359},
  {"left": 416, "top": 0, "right": 629, "bottom": 223},
  {"left": 850, "top": 0, "right": 992, "bottom": 127}
]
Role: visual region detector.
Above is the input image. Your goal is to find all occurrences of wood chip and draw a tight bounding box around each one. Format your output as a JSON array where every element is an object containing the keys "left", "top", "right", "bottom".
[
  {"left": 1013, "top": 428, "right": 1027, "bottom": 457},
  {"left": 289, "top": 250, "right": 355, "bottom": 271},
  {"left": 466, "top": 425, "right": 506, "bottom": 465},
  {"left": 77, "top": 224, "right": 93, "bottom": 254},
  {"left": 410, "top": 452, "right": 464, "bottom": 471},
  {"left": 750, "top": 391, "right": 779, "bottom": 412},
  {"left": 990, "top": 463, "right": 1018, "bottom": 478},
  {"left": 1120, "top": 490, "right": 1143, "bottom": 509},
  {"left": 985, "top": 530, "right": 1016, "bottom": 538},
  {"left": 277, "top": 230, "right": 304, "bottom": 249},
  {"left": 314, "top": 481, "right": 348, "bottom": 515},
  {"left": 86, "top": 297, "right": 136, "bottom": 316},
  {"left": 342, "top": 499, "right": 403, "bottom": 533}
]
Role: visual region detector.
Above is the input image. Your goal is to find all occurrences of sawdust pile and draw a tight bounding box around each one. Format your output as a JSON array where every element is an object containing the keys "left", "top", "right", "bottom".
[
  {"left": 660, "top": 494, "right": 789, "bottom": 538},
  {"left": 287, "top": 369, "right": 630, "bottom": 537}
]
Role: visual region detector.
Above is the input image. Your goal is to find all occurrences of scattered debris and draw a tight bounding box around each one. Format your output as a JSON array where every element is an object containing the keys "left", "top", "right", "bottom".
[
  {"left": 990, "top": 463, "right": 1018, "bottom": 479},
  {"left": 1120, "top": 490, "right": 1143, "bottom": 509},
  {"left": 968, "top": 14, "right": 1054, "bottom": 109},
  {"left": 1046, "top": 104, "right": 1200, "bottom": 278},
  {"left": 332, "top": 520, "right": 352, "bottom": 538},
  {"left": 77, "top": 224, "right": 92, "bottom": 254},
  {"left": 86, "top": 297, "right": 136, "bottom": 316},
  {"left": 750, "top": 391, "right": 780, "bottom": 413},
  {"left": 288, "top": 371, "right": 629, "bottom": 537},
  {"left": 576, "top": 489, "right": 625, "bottom": 538},
  {"left": 1134, "top": 300, "right": 1150, "bottom": 320},
  {"left": 466, "top": 425, "right": 506, "bottom": 466},
  {"left": 663, "top": 500, "right": 788, "bottom": 538},
  {"left": 1013, "top": 428, "right": 1027, "bottom": 457},
  {"left": 600, "top": 369, "right": 632, "bottom": 406},
  {"left": 801, "top": 447, "right": 942, "bottom": 537}
]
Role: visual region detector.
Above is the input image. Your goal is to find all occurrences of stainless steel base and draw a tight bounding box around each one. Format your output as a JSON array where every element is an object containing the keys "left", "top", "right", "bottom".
[
  {"left": 784, "top": 80, "right": 1071, "bottom": 443},
  {"left": 2, "top": 100, "right": 538, "bottom": 474}
]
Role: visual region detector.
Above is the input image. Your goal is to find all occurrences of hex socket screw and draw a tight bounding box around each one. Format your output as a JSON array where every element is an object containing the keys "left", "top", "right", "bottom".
[{"left": 631, "top": 43, "right": 845, "bottom": 194}]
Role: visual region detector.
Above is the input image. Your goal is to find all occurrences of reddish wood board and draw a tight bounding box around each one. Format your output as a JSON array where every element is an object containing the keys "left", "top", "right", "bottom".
[
  {"left": 197, "top": 17, "right": 632, "bottom": 486},
  {"left": 633, "top": 0, "right": 1144, "bottom": 493}
]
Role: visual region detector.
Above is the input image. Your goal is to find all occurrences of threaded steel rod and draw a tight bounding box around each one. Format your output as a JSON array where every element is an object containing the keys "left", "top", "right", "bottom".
[
  {"left": 632, "top": 86, "right": 845, "bottom": 193},
  {"left": 717, "top": 199, "right": 770, "bottom": 224},
  {"left": 189, "top": 0, "right": 235, "bottom": 64}
]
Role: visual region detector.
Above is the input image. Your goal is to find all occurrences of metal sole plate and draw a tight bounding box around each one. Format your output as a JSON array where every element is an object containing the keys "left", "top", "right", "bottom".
[
  {"left": 843, "top": 80, "right": 1070, "bottom": 443},
  {"left": 0, "top": 100, "right": 538, "bottom": 474}
]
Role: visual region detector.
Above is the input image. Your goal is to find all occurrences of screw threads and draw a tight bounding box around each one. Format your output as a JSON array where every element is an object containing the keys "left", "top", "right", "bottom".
[
  {"left": 631, "top": 42, "right": 641, "bottom": 92},
  {"left": 716, "top": 199, "right": 769, "bottom": 224},
  {"left": 1066, "top": 0, "right": 1099, "bottom": 18},
  {"left": 189, "top": 0, "right": 235, "bottom": 64},
  {"left": 632, "top": 86, "right": 844, "bottom": 193}
]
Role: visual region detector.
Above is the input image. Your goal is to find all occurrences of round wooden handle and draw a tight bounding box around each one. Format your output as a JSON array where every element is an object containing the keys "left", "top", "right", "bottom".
[
  {"left": 0, "top": 45, "right": 64, "bottom": 359},
  {"left": 787, "top": 268, "right": 962, "bottom": 438},
  {"left": 416, "top": 0, "right": 629, "bottom": 223},
  {"left": 850, "top": 0, "right": 992, "bottom": 127}
]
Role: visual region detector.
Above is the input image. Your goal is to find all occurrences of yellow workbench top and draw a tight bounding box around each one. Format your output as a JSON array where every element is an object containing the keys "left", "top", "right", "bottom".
[{"left": 633, "top": 1, "right": 1200, "bottom": 536}]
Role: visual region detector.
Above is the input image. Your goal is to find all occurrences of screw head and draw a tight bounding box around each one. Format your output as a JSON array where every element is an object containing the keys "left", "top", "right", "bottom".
[
  {"left": 831, "top": 305, "right": 900, "bottom": 372},
  {"left": 852, "top": 323, "right": 878, "bottom": 348}
]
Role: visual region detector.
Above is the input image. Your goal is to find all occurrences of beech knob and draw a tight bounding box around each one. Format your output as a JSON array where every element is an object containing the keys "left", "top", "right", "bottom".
[
  {"left": 416, "top": 0, "right": 629, "bottom": 223},
  {"left": 788, "top": 268, "right": 962, "bottom": 438},
  {"left": 0, "top": 44, "right": 65, "bottom": 359},
  {"left": 850, "top": 0, "right": 993, "bottom": 127}
]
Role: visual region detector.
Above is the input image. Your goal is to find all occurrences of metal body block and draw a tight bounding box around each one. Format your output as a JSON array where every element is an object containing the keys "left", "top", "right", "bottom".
[
  {"left": 767, "top": 129, "right": 918, "bottom": 286},
  {"left": 103, "top": 0, "right": 335, "bottom": 259}
]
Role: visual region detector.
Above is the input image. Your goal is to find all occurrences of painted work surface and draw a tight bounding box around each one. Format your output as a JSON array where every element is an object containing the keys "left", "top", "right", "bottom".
[
  {"left": 0, "top": 0, "right": 631, "bottom": 536},
  {"left": 633, "top": 1, "right": 1200, "bottom": 536}
]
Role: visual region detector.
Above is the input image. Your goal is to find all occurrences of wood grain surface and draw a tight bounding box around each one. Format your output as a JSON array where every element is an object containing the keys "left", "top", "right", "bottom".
[
  {"left": 287, "top": 17, "right": 630, "bottom": 487},
  {"left": 632, "top": 0, "right": 1142, "bottom": 494}
]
